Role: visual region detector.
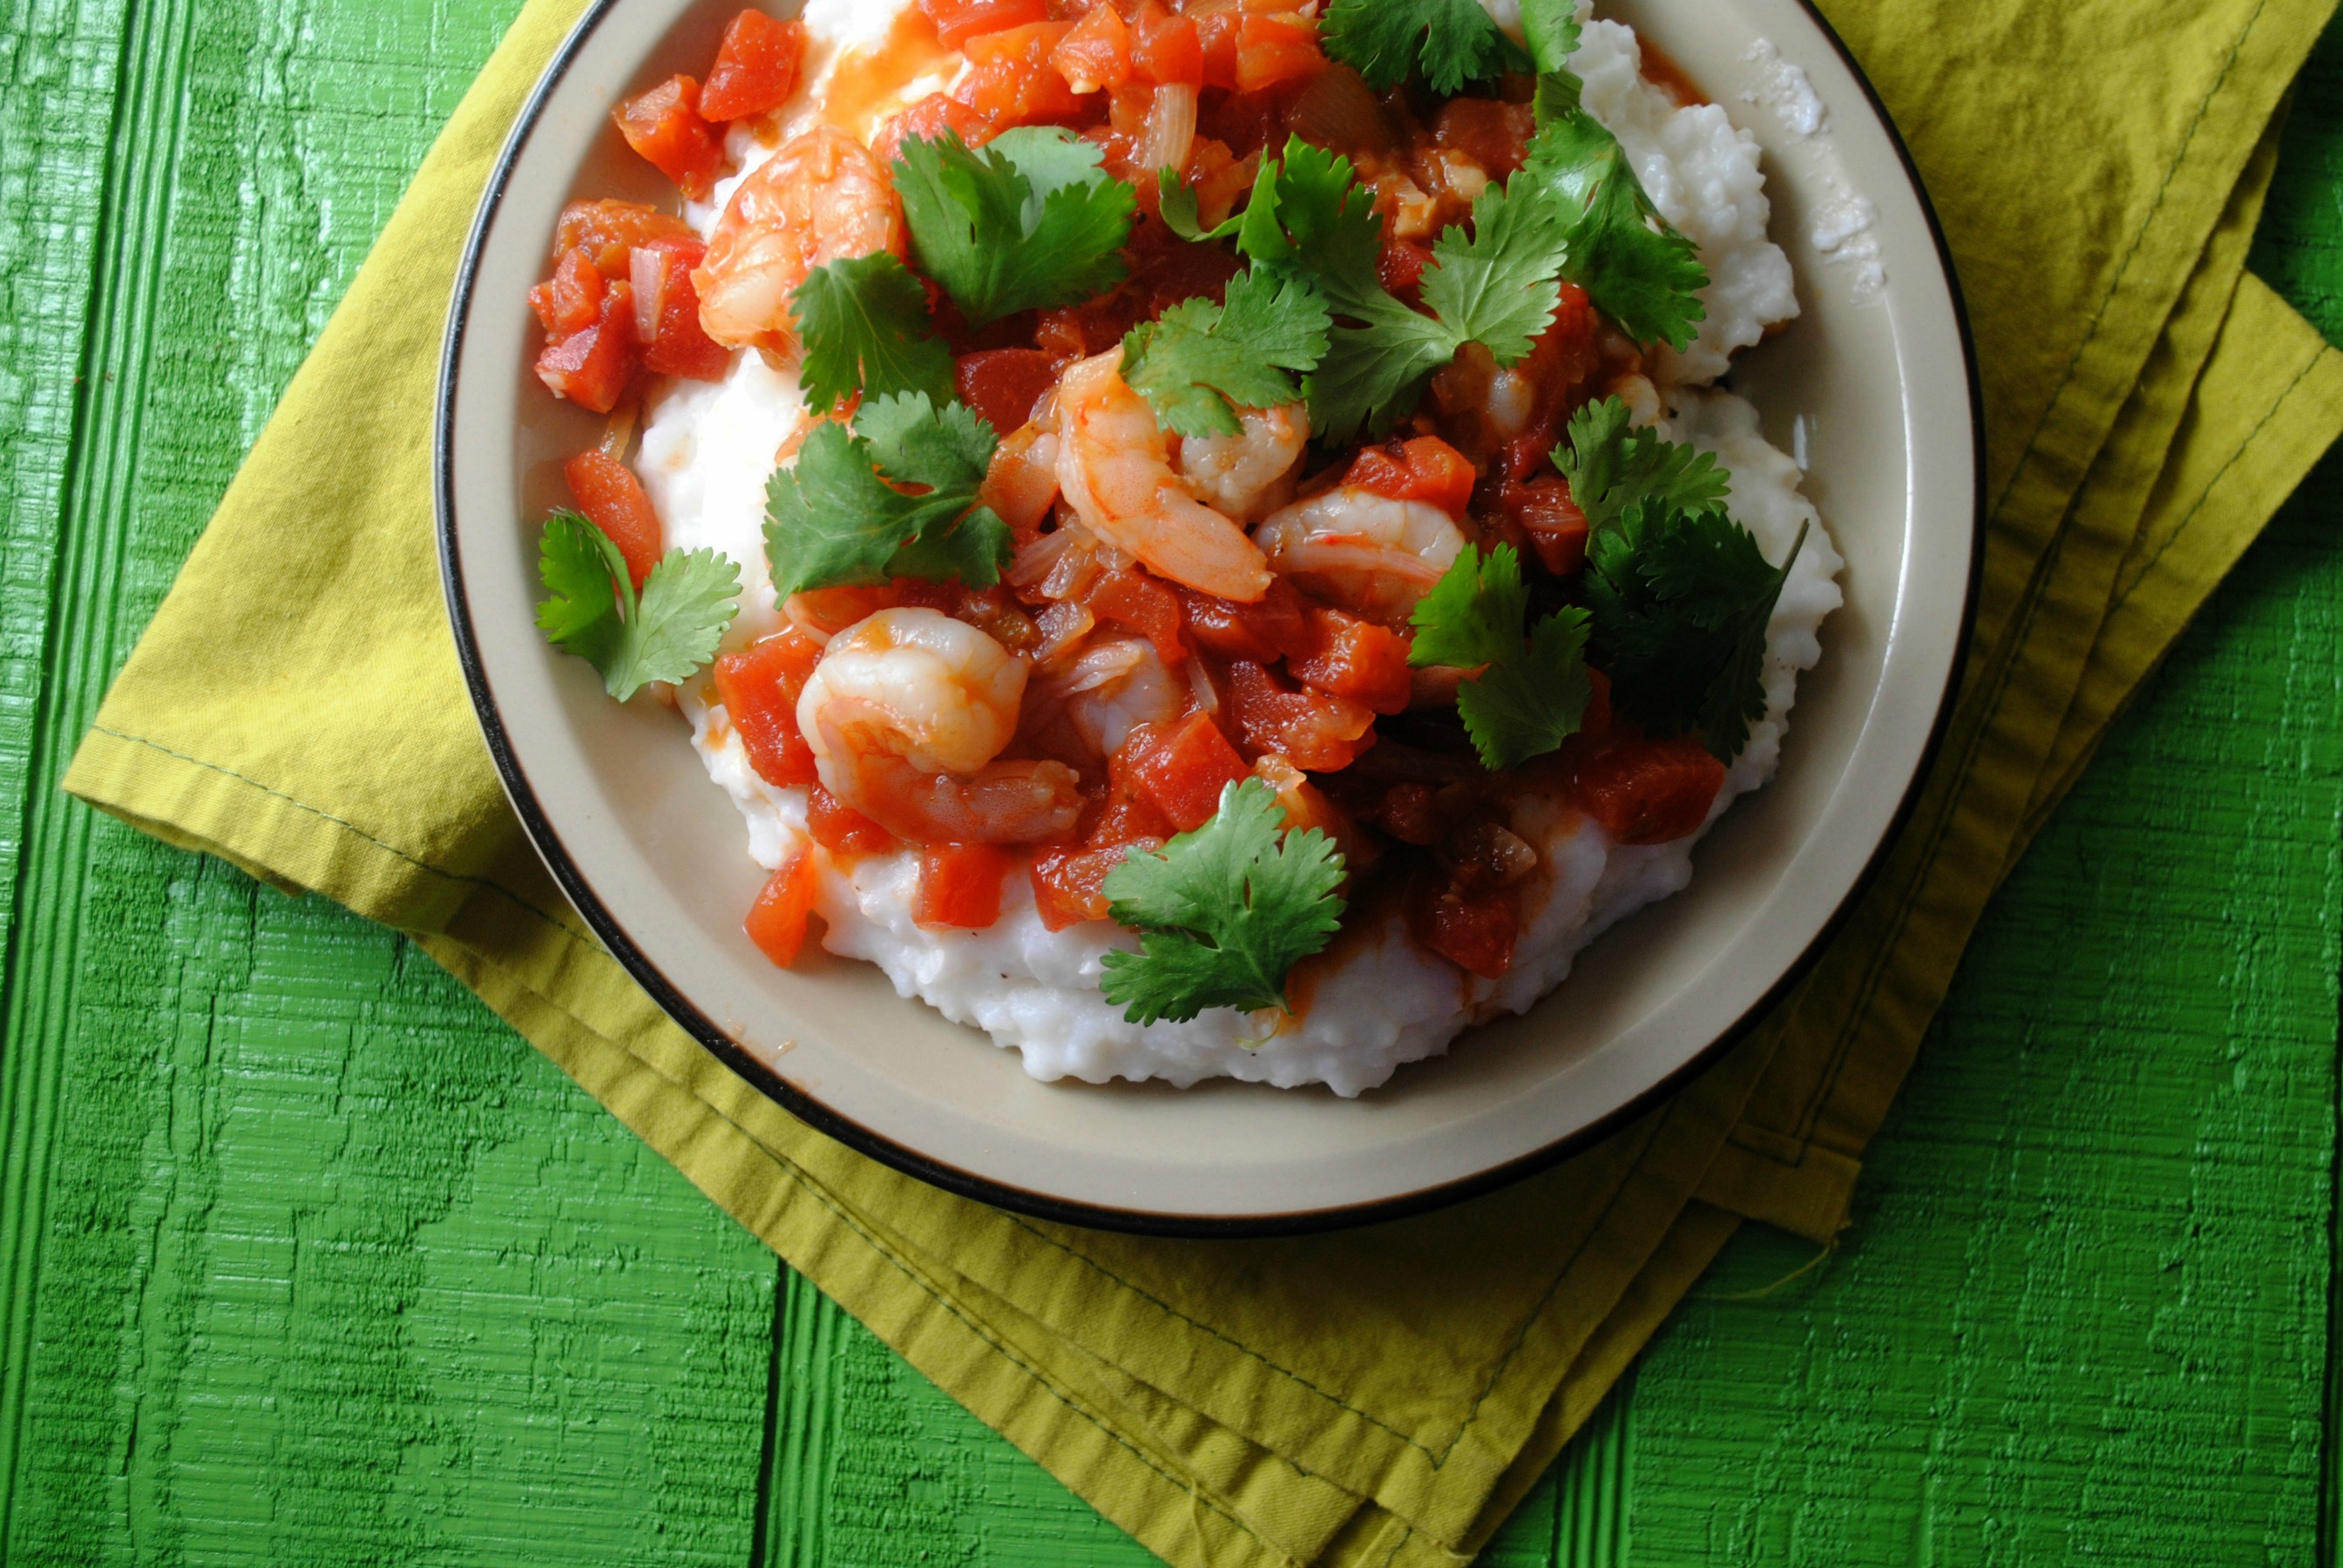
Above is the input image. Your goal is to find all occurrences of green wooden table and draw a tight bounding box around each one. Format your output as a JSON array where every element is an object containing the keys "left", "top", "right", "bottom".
[{"left": 2, "top": 2, "right": 2338, "bottom": 1561}]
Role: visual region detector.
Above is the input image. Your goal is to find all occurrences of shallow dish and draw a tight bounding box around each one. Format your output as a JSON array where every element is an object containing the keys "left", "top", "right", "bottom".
[{"left": 438, "top": 0, "right": 1981, "bottom": 1234}]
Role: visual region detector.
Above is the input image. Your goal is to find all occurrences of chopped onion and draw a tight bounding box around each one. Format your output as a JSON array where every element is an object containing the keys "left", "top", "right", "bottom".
[
  {"left": 629, "top": 247, "right": 666, "bottom": 342},
  {"left": 1138, "top": 84, "right": 1198, "bottom": 180}
]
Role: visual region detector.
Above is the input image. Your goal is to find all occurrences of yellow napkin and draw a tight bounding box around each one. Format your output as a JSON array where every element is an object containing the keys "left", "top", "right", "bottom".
[{"left": 62, "top": 0, "right": 2343, "bottom": 1561}]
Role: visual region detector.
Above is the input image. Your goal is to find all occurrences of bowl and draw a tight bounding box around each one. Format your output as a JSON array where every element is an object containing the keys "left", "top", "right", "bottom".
[{"left": 437, "top": 0, "right": 1981, "bottom": 1234}]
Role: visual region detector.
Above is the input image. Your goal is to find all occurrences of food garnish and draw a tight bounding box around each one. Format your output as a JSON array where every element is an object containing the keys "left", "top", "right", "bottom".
[
  {"left": 1099, "top": 778, "right": 1347, "bottom": 1024},
  {"left": 536, "top": 512, "right": 741, "bottom": 701},
  {"left": 790, "top": 251, "right": 958, "bottom": 411},
  {"left": 1561, "top": 398, "right": 1806, "bottom": 759},
  {"left": 1317, "top": 0, "right": 1531, "bottom": 94},
  {"left": 763, "top": 391, "right": 1012, "bottom": 597},
  {"left": 891, "top": 127, "right": 1138, "bottom": 325},
  {"left": 1409, "top": 544, "right": 1593, "bottom": 771},
  {"left": 1119, "top": 266, "right": 1331, "bottom": 436}
]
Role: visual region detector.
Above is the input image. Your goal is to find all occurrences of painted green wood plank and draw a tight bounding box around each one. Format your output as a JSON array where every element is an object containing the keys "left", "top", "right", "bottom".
[{"left": 0, "top": 0, "right": 782, "bottom": 1562}]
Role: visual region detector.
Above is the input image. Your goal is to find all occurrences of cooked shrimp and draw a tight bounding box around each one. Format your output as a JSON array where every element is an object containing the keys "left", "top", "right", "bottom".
[
  {"left": 1045, "top": 637, "right": 1185, "bottom": 757},
  {"left": 694, "top": 128, "right": 904, "bottom": 355},
  {"left": 1054, "top": 348, "right": 1275, "bottom": 603},
  {"left": 797, "top": 608, "right": 1083, "bottom": 843},
  {"left": 1173, "top": 402, "right": 1308, "bottom": 523},
  {"left": 1254, "top": 487, "right": 1468, "bottom": 626}
]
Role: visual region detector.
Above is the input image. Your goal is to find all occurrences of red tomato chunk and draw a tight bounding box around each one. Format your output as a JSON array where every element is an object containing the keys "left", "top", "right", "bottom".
[
  {"left": 871, "top": 92, "right": 992, "bottom": 172},
  {"left": 712, "top": 631, "right": 824, "bottom": 787},
  {"left": 1412, "top": 882, "right": 1517, "bottom": 980},
  {"left": 1344, "top": 435, "right": 1477, "bottom": 517},
  {"left": 562, "top": 449, "right": 664, "bottom": 589},
  {"left": 614, "top": 76, "right": 724, "bottom": 200},
  {"left": 916, "top": 842, "right": 1013, "bottom": 929},
  {"left": 808, "top": 784, "right": 899, "bottom": 856},
  {"left": 1180, "top": 578, "right": 1310, "bottom": 663},
  {"left": 744, "top": 851, "right": 820, "bottom": 967},
  {"left": 530, "top": 246, "right": 604, "bottom": 337},
  {"left": 537, "top": 283, "right": 638, "bottom": 416},
  {"left": 700, "top": 10, "right": 806, "bottom": 122},
  {"left": 958, "top": 22, "right": 1085, "bottom": 130},
  {"left": 628, "top": 241, "right": 731, "bottom": 380},
  {"left": 955, "top": 348, "right": 1061, "bottom": 434},
  {"left": 1567, "top": 730, "right": 1725, "bottom": 845},
  {"left": 1129, "top": 0, "right": 1202, "bottom": 87},
  {"left": 1116, "top": 713, "right": 1249, "bottom": 833},
  {"left": 921, "top": 0, "right": 1049, "bottom": 51},
  {"left": 1050, "top": 3, "right": 1132, "bottom": 93},
  {"left": 1289, "top": 609, "right": 1412, "bottom": 715},
  {"left": 555, "top": 199, "right": 697, "bottom": 275},
  {"left": 1228, "top": 661, "right": 1376, "bottom": 774},
  {"left": 1086, "top": 567, "right": 1187, "bottom": 666}
]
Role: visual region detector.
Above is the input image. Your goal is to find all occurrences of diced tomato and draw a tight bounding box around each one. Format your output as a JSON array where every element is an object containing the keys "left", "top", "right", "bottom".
[
  {"left": 1050, "top": 3, "right": 1132, "bottom": 93},
  {"left": 614, "top": 76, "right": 724, "bottom": 200},
  {"left": 870, "top": 91, "right": 992, "bottom": 172},
  {"left": 1377, "top": 238, "right": 1434, "bottom": 305},
  {"left": 786, "top": 583, "right": 902, "bottom": 637},
  {"left": 957, "top": 22, "right": 1086, "bottom": 129},
  {"left": 629, "top": 243, "right": 731, "bottom": 380},
  {"left": 955, "top": 348, "right": 1061, "bottom": 434},
  {"left": 1432, "top": 98, "right": 1536, "bottom": 180},
  {"left": 712, "top": 631, "right": 825, "bottom": 787},
  {"left": 1227, "top": 661, "right": 1377, "bottom": 773},
  {"left": 921, "top": 0, "right": 1049, "bottom": 50},
  {"left": 1489, "top": 477, "right": 1590, "bottom": 577},
  {"left": 531, "top": 246, "right": 605, "bottom": 336},
  {"left": 562, "top": 447, "right": 664, "bottom": 587},
  {"left": 1130, "top": 1, "right": 1202, "bottom": 87},
  {"left": 1566, "top": 729, "right": 1725, "bottom": 845},
  {"left": 915, "top": 842, "right": 1012, "bottom": 929},
  {"left": 1370, "top": 781, "right": 1449, "bottom": 845},
  {"left": 1290, "top": 609, "right": 1412, "bottom": 715},
  {"left": 808, "top": 783, "right": 899, "bottom": 855},
  {"left": 1189, "top": 0, "right": 1241, "bottom": 90},
  {"left": 1116, "top": 712, "right": 1249, "bottom": 831},
  {"left": 700, "top": 10, "right": 806, "bottom": 121},
  {"left": 1344, "top": 435, "right": 1477, "bottom": 517},
  {"left": 1031, "top": 844, "right": 1121, "bottom": 930},
  {"left": 744, "top": 850, "right": 821, "bottom": 967},
  {"left": 1253, "top": 755, "right": 1371, "bottom": 871},
  {"left": 1411, "top": 880, "right": 1517, "bottom": 979},
  {"left": 1179, "top": 578, "right": 1309, "bottom": 662},
  {"left": 1235, "top": 11, "right": 1325, "bottom": 91},
  {"left": 536, "top": 281, "right": 638, "bottom": 415},
  {"left": 1087, "top": 567, "right": 1187, "bottom": 666},
  {"left": 555, "top": 199, "right": 697, "bottom": 274}
]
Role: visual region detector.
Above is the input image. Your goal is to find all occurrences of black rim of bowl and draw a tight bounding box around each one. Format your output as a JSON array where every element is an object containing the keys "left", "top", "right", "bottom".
[{"left": 435, "top": 0, "right": 1988, "bottom": 1238}]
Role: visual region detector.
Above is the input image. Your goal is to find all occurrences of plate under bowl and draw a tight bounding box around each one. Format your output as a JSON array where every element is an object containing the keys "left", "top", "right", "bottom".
[{"left": 437, "top": 0, "right": 1981, "bottom": 1234}]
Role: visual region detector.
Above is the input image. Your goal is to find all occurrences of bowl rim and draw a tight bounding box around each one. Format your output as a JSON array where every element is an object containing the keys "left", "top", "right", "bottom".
[{"left": 436, "top": 0, "right": 1986, "bottom": 1238}]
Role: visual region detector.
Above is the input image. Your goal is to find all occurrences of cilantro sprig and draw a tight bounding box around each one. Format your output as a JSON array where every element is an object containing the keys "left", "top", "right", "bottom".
[
  {"left": 1560, "top": 398, "right": 1806, "bottom": 760},
  {"left": 1099, "top": 778, "right": 1348, "bottom": 1024},
  {"left": 1120, "top": 267, "right": 1331, "bottom": 436},
  {"left": 1408, "top": 544, "right": 1592, "bottom": 770},
  {"left": 1318, "top": 0, "right": 1530, "bottom": 94},
  {"left": 789, "top": 251, "right": 956, "bottom": 413},
  {"left": 763, "top": 392, "right": 1012, "bottom": 598},
  {"left": 893, "top": 128, "right": 1137, "bottom": 326},
  {"left": 1518, "top": 113, "right": 1708, "bottom": 351},
  {"left": 536, "top": 513, "right": 740, "bottom": 701}
]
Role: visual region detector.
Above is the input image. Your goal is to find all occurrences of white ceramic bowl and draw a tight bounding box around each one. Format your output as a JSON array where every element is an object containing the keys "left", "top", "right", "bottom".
[{"left": 438, "top": 0, "right": 1981, "bottom": 1234}]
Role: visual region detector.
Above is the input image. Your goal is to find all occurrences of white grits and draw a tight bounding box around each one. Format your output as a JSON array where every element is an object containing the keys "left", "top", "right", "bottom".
[{"left": 633, "top": 0, "right": 1842, "bottom": 1095}]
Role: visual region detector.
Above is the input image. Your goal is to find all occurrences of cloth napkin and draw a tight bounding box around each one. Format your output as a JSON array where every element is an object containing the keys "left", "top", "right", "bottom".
[{"left": 63, "top": 0, "right": 2343, "bottom": 1560}]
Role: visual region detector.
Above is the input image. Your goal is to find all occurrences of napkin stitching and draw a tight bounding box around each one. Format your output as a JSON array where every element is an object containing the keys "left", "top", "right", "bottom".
[
  {"left": 1003, "top": 1143, "right": 1641, "bottom": 1467},
  {"left": 88, "top": 725, "right": 576, "bottom": 931},
  {"left": 1987, "top": 0, "right": 2269, "bottom": 522},
  {"left": 2127, "top": 339, "right": 2325, "bottom": 587}
]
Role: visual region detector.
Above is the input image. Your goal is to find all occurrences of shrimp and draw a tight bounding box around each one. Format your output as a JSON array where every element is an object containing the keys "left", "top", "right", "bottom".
[
  {"left": 1173, "top": 402, "right": 1309, "bottom": 523},
  {"left": 796, "top": 608, "right": 1083, "bottom": 844},
  {"left": 1254, "top": 487, "right": 1467, "bottom": 626},
  {"left": 694, "top": 128, "right": 904, "bottom": 355},
  {"left": 1043, "top": 637, "right": 1185, "bottom": 757},
  {"left": 1054, "top": 348, "right": 1275, "bottom": 604}
]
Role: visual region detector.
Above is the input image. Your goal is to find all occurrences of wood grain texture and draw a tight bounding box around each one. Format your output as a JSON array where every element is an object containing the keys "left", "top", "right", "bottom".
[{"left": 0, "top": 0, "right": 2335, "bottom": 1563}]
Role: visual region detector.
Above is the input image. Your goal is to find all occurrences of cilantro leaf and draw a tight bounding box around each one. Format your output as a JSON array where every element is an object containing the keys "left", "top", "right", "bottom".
[
  {"left": 1518, "top": 0, "right": 1582, "bottom": 74},
  {"left": 1158, "top": 158, "right": 1279, "bottom": 247},
  {"left": 1408, "top": 543, "right": 1594, "bottom": 769},
  {"left": 1319, "top": 0, "right": 1529, "bottom": 94},
  {"left": 1586, "top": 503, "right": 1806, "bottom": 760},
  {"left": 1419, "top": 178, "right": 1565, "bottom": 364},
  {"left": 1457, "top": 605, "right": 1592, "bottom": 770},
  {"left": 893, "top": 129, "right": 1136, "bottom": 325},
  {"left": 790, "top": 251, "right": 956, "bottom": 413},
  {"left": 1520, "top": 112, "right": 1709, "bottom": 349},
  {"left": 1121, "top": 267, "right": 1331, "bottom": 436},
  {"left": 1099, "top": 778, "right": 1347, "bottom": 1024},
  {"left": 1552, "top": 395, "right": 1730, "bottom": 532},
  {"left": 1407, "top": 539, "right": 1530, "bottom": 670},
  {"left": 536, "top": 511, "right": 741, "bottom": 702},
  {"left": 763, "top": 393, "right": 1012, "bottom": 597}
]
